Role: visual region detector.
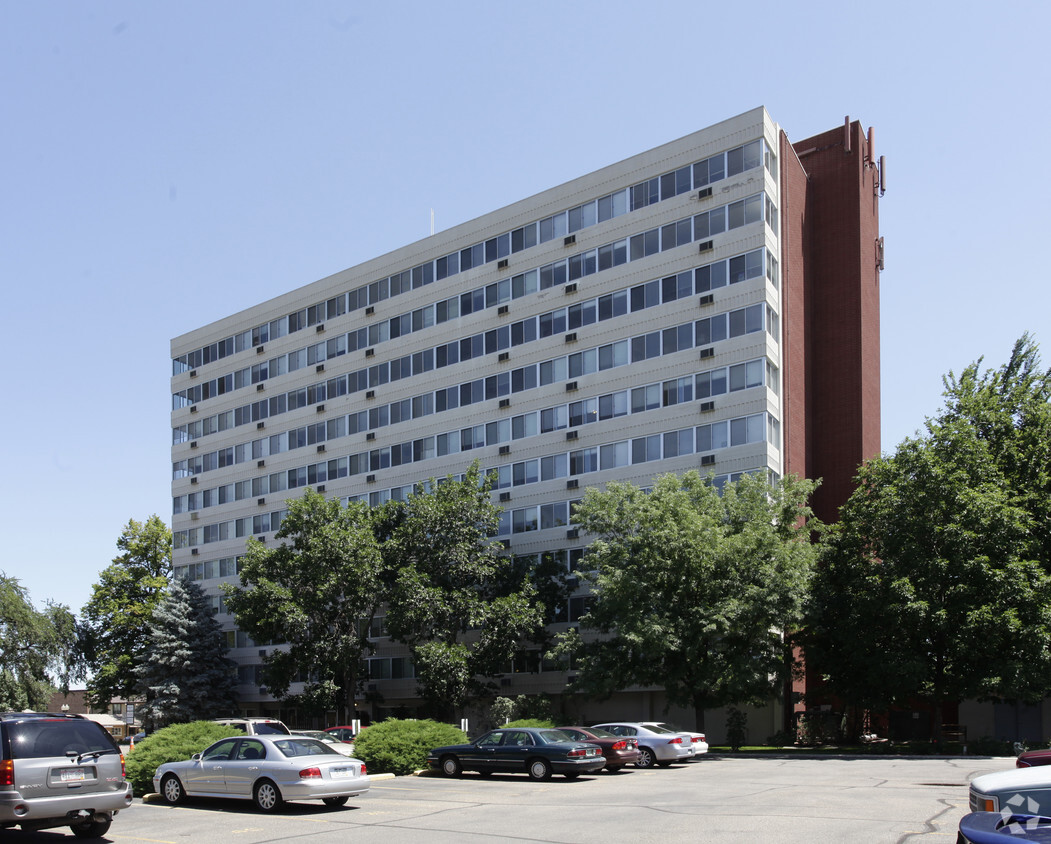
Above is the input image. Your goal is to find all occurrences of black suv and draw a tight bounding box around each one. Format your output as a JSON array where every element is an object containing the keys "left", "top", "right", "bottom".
[{"left": 0, "top": 712, "right": 133, "bottom": 838}]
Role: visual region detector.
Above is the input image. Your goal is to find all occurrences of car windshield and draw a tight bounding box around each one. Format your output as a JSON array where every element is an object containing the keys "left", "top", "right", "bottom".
[
  {"left": 645, "top": 724, "right": 674, "bottom": 734},
  {"left": 273, "top": 738, "right": 339, "bottom": 757},
  {"left": 650, "top": 722, "right": 683, "bottom": 732},
  {"left": 585, "top": 727, "right": 616, "bottom": 738},
  {"left": 536, "top": 730, "right": 574, "bottom": 743},
  {"left": 6, "top": 718, "right": 118, "bottom": 759}
]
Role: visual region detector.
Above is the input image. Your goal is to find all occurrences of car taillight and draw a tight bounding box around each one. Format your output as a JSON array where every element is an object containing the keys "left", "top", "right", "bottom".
[
  {"left": 360, "top": 763, "right": 367, "bottom": 775},
  {"left": 695, "top": 735, "right": 705, "bottom": 743},
  {"left": 121, "top": 753, "right": 126, "bottom": 778},
  {"left": 668, "top": 737, "right": 682, "bottom": 744},
  {"left": 299, "top": 767, "right": 322, "bottom": 779},
  {"left": 567, "top": 748, "right": 586, "bottom": 758},
  {"left": 612, "top": 740, "right": 627, "bottom": 750},
  {"left": 0, "top": 760, "right": 13, "bottom": 787}
]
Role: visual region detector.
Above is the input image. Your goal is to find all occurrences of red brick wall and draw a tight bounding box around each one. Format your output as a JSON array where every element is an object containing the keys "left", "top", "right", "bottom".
[{"left": 782, "top": 121, "right": 882, "bottom": 527}]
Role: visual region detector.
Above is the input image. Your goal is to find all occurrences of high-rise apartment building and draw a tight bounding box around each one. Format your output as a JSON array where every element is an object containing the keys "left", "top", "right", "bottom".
[{"left": 170, "top": 107, "right": 882, "bottom": 733}]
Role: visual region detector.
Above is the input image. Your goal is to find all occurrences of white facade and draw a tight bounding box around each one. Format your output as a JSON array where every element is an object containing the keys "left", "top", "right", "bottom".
[{"left": 170, "top": 107, "right": 785, "bottom": 721}]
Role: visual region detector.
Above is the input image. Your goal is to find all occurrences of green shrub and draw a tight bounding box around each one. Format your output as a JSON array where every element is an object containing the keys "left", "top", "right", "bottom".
[
  {"left": 967, "top": 736, "right": 1015, "bottom": 757},
  {"left": 503, "top": 718, "right": 555, "bottom": 729},
  {"left": 353, "top": 719, "right": 467, "bottom": 776},
  {"left": 125, "top": 721, "right": 243, "bottom": 797},
  {"left": 766, "top": 728, "right": 797, "bottom": 747}
]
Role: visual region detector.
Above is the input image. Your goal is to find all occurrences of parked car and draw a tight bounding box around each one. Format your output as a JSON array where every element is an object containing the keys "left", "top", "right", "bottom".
[
  {"left": 555, "top": 726, "right": 641, "bottom": 771},
  {"left": 969, "top": 766, "right": 1051, "bottom": 816},
  {"left": 289, "top": 730, "right": 356, "bottom": 756},
  {"left": 590, "top": 722, "right": 694, "bottom": 768},
  {"left": 0, "top": 711, "right": 133, "bottom": 838},
  {"left": 637, "top": 721, "right": 708, "bottom": 757},
  {"left": 212, "top": 717, "right": 290, "bottom": 736},
  {"left": 153, "top": 735, "right": 368, "bottom": 812},
  {"left": 427, "top": 727, "right": 605, "bottom": 780},
  {"left": 324, "top": 725, "right": 361, "bottom": 742},
  {"left": 1017, "top": 749, "right": 1051, "bottom": 768},
  {"left": 959, "top": 811, "right": 1051, "bottom": 842}
]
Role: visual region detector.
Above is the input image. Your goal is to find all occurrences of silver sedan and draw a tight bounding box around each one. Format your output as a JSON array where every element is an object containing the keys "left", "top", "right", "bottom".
[
  {"left": 153, "top": 735, "right": 369, "bottom": 812},
  {"left": 590, "top": 722, "right": 695, "bottom": 768}
]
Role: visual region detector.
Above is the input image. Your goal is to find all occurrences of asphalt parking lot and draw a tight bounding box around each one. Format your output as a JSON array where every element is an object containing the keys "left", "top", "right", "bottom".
[{"left": 3, "top": 754, "right": 1017, "bottom": 843}]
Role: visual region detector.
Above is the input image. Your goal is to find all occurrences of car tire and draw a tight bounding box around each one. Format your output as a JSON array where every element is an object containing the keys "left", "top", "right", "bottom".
[
  {"left": 635, "top": 747, "right": 656, "bottom": 769},
  {"left": 323, "top": 796, "right": 349, "bottom": 808},
  {"left": 440, "top": 755, "right": 462, "bottom": 777},
  {"left": 527, "top": 758, "right": 552, "bottom": 781},
  {"left": 253, "top": 779, "right": 284, "bottom": 812},
  {"left": 70, "top": 818, "right": 111, "bottom": 839},
  {"left": 160, "top": 774, "right": 185, "bottom": 805}
]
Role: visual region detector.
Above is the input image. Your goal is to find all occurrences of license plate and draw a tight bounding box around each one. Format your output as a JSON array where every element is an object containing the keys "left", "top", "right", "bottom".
[
  {"left": 60, "top": 768, "right": 86, "bottom": 783},
  {"left": 330, "top": 767, "right": 353, "bottom": 778}
]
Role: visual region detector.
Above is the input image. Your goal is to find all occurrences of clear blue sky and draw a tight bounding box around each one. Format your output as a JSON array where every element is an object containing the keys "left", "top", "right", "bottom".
[{"left": 1, "top": 1, "right": 1047, "bottom": 614}]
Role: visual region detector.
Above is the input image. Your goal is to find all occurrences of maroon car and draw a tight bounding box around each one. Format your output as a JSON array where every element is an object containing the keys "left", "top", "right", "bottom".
[
  {"left": 556, "top": 726, "right": 641, "bottom": 771},
  {"left": 1016, "top": 749, "right": 1051, "bottom": 768}
]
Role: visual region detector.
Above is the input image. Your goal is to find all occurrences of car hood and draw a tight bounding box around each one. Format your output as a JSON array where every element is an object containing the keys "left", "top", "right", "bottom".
[{"left": 971, "top": 767, "right": 1051, "bottom": 793}]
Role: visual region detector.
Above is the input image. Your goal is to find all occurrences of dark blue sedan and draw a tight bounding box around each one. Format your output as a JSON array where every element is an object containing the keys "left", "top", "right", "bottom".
[{"left": 427, "top": 728, "right": 605, "bottom": 780}]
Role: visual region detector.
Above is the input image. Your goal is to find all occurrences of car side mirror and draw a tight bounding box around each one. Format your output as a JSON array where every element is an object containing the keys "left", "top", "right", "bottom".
[{"left": 191, "top": 753, "right": 202, "bottom": 761}]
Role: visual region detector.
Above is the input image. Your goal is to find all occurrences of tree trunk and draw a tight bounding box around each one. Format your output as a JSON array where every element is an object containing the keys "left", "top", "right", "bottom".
[{"left": 693, "top": 701, "right": 707, "bottom": 732}]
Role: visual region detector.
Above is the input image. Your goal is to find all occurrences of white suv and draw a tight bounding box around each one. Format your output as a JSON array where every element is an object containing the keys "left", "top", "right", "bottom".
[{"left": 211, "top": 717, "right": 290, "bottom": 736}]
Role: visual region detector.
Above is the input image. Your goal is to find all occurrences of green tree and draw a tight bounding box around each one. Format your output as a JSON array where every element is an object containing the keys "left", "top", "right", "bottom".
[
  {"left": 0, "top": 574, "right": 80, "bottom": 710},
  {"left": 80, "top": 516, "right": 172, "bottom": 708},
  {"left": 555, "top": 470, "right": 819, "bottom": 731},
  {"left": 805, "top": 337, "right": 1051, "bottom": 740},
  {"left": 134, "top": 577, "right": 238, "bottom": 730},
  {"left": 223, "top": 489, "right": 383, "bottom": 723},
  {"left": 381, "top": 463, "right": 543, "bottom": 721}
]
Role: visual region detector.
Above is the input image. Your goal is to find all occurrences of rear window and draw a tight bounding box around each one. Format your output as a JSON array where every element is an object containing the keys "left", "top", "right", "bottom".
[
  {"left": 5, "top": 718, "right": 118, "bottom": 760},
  {"left": 253, "top": 721, "right": 290, "bottom": 735},
  {"left": 273, "top": 738, "right": 338, "bottom": 758}
]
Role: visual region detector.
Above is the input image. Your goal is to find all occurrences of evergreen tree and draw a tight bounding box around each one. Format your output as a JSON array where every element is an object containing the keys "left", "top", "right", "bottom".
[{"left": 135, "top": 577, "right": 237, "bottom": 730}]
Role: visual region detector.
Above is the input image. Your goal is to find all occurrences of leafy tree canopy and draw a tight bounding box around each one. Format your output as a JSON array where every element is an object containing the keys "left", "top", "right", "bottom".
[
  {"left": 135, "top": 577, "right": 238, "bottom": 730},
  {"left": 805, "top": 335, "right": 1051, "bottom": 730},
  {"left": 80, "top": 515, "right": 171, "bottom": 707},
  {"left": 381, "top": 462, "right": 543, "bottom": 720},
  {"left": 0, "top": 573, "right": 79, "bottom": 710},
  {"left": 555, "top": 470, "right": 819, "bottom": 730},
  {"left": 223, "top": 489, "right": 383, "bottom": 723}
]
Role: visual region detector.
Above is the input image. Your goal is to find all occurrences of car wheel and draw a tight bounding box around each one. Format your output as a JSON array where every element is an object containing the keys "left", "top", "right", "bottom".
[
  {"left": 527, "top": 758, "right": 552, "bottom": 781},
  {"left": 253, "top": 779, "right": 284, "bottom": 812},
  {"left": 563, "top": 771, "right": 581, "bottom": 780},
  {"left": 70, "top": 818, "right": 111, "bottom": 839},
  {"left": 635, "top": 747, "right": 656, "bottom": 769},
  {"left": 160, "top": 774, "right": 185, "bottom": 805},
  {"left": 323, "top": 796, "right": 349, "bottom": 808},
  {"left": 440, "top": 755, "right": 462, "bottom": 777}
]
